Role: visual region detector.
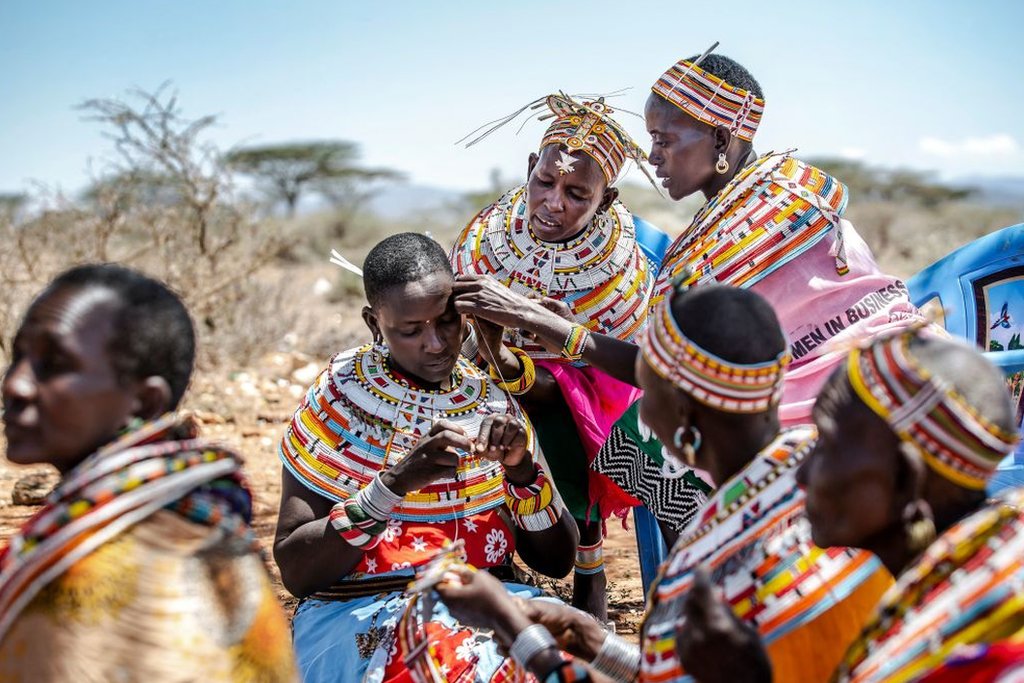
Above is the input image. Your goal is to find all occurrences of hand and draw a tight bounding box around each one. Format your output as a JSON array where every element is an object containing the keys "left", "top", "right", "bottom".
[
  {"left": 453, "top": 274, "right": 545, "bottom": 331},
  {"left": 676, "top": 568, "right": 772, "bottom": 683},
  {"left": 381, "top": 420, "right": 472, "bottom": 496},
  {"left": 529, "top": 293, "right": 573, "bottom": 321},
  {"left": 518, "top": 599, "right": 608, "bottom": 661},
  {"left": 520, "top": 293, "right": 573, "bottom": 341},
  {"left": 435, "top": 565, "right": 525, "bottom": 643},
  {"left": 475, "top": 414, "right": 531, "bottom": 471}
]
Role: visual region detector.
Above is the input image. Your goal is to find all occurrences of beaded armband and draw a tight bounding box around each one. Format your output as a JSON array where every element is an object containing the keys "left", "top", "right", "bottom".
[
  {"left": 561, "top": 325, "right": 590, "bottom": 362},
  {"left": 328, "top": 474, "right": 403, "bottom": 549},
  {"left": 489, "top": 347, "right": 537, "bottom": 395},
  {"left": 329, "top": 498, "right": 387, "bottom": 549},
  {"left": 503, "top": 462, "right": 563, "bottom": 531}
]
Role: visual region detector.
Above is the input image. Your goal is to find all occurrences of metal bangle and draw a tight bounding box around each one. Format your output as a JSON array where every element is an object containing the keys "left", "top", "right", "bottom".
[
  {"left": 591, "top": 632, "right": 641, "bottom": 682},
  {"left": 509, "top": 623, "right": 558, "bottom": 668},
  {"left": 359, "top": 472, "right": 403, "bottom": 522}
]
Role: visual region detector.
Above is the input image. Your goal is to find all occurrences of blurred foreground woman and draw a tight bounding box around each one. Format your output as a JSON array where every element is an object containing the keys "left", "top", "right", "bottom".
[{"left": 0, "top": 264, "right": 297, "bottom": 682}]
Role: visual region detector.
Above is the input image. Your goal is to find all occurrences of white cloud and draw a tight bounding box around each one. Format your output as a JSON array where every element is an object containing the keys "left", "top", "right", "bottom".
[
  {"left": 919, "top": 134, "right": 1020, "bottom": 158},
  {"left": 839, "top": 147, "right": 866, "bottom": 160}
]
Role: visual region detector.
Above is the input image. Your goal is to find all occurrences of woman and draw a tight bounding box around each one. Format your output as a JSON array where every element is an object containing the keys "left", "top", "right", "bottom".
[
  {"left": 274, "top": 232, "right": 578, "bottom": 683},
  {"left": 435, "top": 284, "right": 890, "bottom": 682},
  {"left": 0, "top": 264, "right": 297, "bottom": 682},
  {"left": 454, "top": 49, "right": 924, "bottom": 534},
  {"left": 451, "top": 93, "right": 701, "bottom": 617},
  {"left": 799, "top": 329, "right": 1023, "bottom": 681}
]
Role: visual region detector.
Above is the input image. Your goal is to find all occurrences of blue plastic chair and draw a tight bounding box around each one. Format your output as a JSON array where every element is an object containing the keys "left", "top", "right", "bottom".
[
  {"left": 905, "top": 223, "right": 1024, "bottom": 494},
  {"left": 632, "top": 216, "right": 673, "bottom": 590}
]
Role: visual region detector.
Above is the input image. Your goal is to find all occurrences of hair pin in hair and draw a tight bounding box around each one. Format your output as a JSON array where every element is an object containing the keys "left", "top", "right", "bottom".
[{"left": 329, "top": 249, "right": 364, "bottom": 278}]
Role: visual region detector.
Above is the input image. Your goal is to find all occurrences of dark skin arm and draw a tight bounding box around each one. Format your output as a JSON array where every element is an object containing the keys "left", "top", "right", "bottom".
[
  {"left": 470, "top": 316, "right": 561, "bottom": 406},
  {"left": 437, "top": 568, "right": 608, "bottom": 680},
  {"left": 274, "top": 420, "right": 472, "bottom": 598},
  {"left": 453, "top": 275, "right": 640, "bottom": 386},
  {"left": 274, "top": 416, "right": 576, "bottom": 596}
]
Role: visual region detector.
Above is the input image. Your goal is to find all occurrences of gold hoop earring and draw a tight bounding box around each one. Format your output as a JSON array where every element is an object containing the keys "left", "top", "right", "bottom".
[{"left": 715, "top": 153, "right": 730, "bottom": 175}]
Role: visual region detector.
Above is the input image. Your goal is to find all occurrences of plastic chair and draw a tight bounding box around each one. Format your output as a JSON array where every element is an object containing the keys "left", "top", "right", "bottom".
[
  {"left": 632, "top": 216, "right": 673, "bottom": 590},
  {"left": 905, "top": 223, "right": 1024, "bottom": 494}
]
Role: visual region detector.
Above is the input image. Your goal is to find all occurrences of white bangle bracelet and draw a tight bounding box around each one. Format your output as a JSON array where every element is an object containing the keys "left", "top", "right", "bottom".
[
  {"left": 359, "top": 473, "right": 403, "bottom": 522},
  {"left": 591, "top": 632, "right": 641, "bottom": 682},
  {"left": 509, "top": 623, "right": 557, "bottom": 668}
]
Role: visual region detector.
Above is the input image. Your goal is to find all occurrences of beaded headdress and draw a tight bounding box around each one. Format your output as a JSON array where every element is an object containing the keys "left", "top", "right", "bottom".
[
  {"left": 847, "top": 331, "right": 1020, "bottom": 490},
  {"left": 652, "top": 42, "right": 765, "bottom": 143},
  {"left": 459, "top": 91, "right": 652, "bottom": 186},
  {"left": 639, "top": 288, "right": 790, "bottom": 413}
]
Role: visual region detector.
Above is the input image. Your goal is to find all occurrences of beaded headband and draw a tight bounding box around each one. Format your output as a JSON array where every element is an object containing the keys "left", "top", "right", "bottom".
[
  {"left": 652, "top": 46, "right": 765, "bottom": 143},
  {"left": 847, "top": 331, "right": 1020, "bottom": 490},
  {"left": 458, "top": 92, "right": 653, "bottom": 187},
  {"left": 538, "top": 95, "right": 640, "bottom": 184},
  {"left": 639, "top": 291, "right": 790, "bottom": 413}
]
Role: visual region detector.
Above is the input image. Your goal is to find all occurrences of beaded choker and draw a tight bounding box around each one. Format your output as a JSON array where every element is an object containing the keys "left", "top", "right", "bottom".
[
  {"left": 652, "top": 56, "right": 765, "bottom": 143},
  {"left": 847, "top": 331, "right": 1019, "bottom": 490},
  {"left": 640, "top": 291, "right": 789, "bottom": 413}
]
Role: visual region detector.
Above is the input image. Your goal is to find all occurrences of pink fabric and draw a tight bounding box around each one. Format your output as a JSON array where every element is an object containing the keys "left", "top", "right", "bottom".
[
  {"left": 538, "top": 360, "right": 643, "bottom": 520},
  {"left": 753, "top": 220, "right": 926, "bottom": 426}
]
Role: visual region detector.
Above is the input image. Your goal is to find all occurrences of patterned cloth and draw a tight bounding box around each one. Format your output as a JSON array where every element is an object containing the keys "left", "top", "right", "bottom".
[
  {"left": 592, "top": 402, "right": 711, "bottom": 532},
  {"left": 281, "top": 347, "right": 571, "bottom": 682},
  {"left": 640, "top": 427, "right": 892, "bottom": 683},
  {"left": 0, "top": 415, "right": 297, "bottom": 682},
  {"left": 836, "top": 486, "right": 1024, "bottom": 683}
]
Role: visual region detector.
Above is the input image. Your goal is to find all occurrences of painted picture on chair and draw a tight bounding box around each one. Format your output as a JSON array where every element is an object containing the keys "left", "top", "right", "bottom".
[{"left": 979, "top": 275, "right": 1024, "bottom": 352}]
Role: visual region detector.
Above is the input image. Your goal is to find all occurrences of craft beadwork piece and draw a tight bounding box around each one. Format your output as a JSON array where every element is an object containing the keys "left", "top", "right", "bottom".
[{"left": 451, "top": 186, "right": 653, "bottom": 361}]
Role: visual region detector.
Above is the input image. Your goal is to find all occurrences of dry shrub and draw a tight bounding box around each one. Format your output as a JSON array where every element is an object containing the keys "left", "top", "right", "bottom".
[
  {"left": 0, "top": 86, "right": 288, "bottom": 368},
  {"left": 847, "top": 200, "right": 1023, "bottom": 278}
]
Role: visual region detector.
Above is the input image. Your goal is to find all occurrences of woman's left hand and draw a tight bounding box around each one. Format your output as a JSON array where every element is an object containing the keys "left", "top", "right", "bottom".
[{"left": 475, "top": 414, "right": 530, "bottom": 470}]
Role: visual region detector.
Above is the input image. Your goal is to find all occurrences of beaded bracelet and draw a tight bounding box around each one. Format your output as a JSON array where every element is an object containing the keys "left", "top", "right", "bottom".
[
  {"left": 329, "top": 475, "right": 403, "bottom": 549},
  {"left": 561, "top": 325, "right": 590, "bottom": 362},
  {"left": 504, "top": 463, "right": 563, "bottom": 530},
  {"left": 329, "top": 498, "right": 386, "bottom": 549},
  {"left": 489, "top": 347, "right": 536, "bottom": 395}
]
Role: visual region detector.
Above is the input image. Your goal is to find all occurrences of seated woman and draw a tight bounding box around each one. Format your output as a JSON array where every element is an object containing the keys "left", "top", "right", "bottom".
[
  {"left": 451, "top": 93, "right": 701, "bottom": 618},
  {"left": 274, "top": 233, "right": 578, "bottom": 683},
  {"left": 454, "top": 49, "right": 925, "bottom": 535},
  {"left": 799, "top": 328, "right": 1023, "bottom": 682},
  {"left": 433, "top": 284, "right": 891, "bottom": 682},
  {"left": 0, "top": 264, "right": 297, "bottom": 682}
]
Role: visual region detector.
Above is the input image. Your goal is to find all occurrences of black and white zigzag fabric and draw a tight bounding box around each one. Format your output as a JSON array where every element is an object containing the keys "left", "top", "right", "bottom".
[{"left": 593, "top": 426, "right": 708, "bottom": 533}]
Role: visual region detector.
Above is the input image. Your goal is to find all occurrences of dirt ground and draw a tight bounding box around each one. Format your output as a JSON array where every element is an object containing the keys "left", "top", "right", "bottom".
[{"left": 0, "top": 355, "right": 648, "bottom": 636}]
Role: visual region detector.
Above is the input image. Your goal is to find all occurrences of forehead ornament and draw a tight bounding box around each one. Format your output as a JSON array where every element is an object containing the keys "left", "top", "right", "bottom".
[{"left": 554, "top": 150, "right": 578, "bottom": 176}]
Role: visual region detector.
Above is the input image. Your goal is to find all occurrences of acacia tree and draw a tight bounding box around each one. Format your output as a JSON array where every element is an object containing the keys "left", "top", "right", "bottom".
[{"left": 225, "top": 141, "right": 401, "bottom": 217}]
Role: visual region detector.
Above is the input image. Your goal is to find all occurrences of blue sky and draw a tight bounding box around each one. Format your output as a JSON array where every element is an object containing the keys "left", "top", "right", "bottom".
[{"left": 1, "top": 1, "right": 1022, "bottom": 196}]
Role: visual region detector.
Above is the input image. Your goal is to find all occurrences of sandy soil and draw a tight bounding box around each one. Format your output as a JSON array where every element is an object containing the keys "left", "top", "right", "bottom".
[{"left": 0, "top": 356, "right": 648, "bottom": 636}]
